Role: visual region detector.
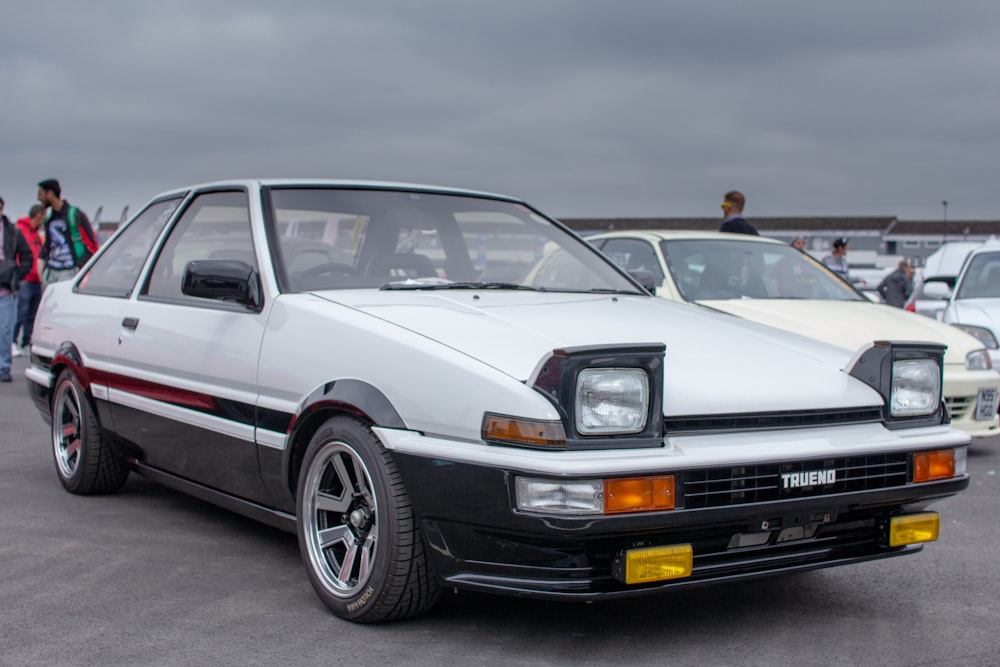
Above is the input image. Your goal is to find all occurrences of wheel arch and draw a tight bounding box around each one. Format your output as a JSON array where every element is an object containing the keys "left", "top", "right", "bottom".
[{"left": 283, "top": 379, "right": 406, "bottom": 497}]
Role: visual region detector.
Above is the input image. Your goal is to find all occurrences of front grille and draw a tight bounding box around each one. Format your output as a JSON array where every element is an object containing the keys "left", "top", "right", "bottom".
[
  {"left": 664, "top": 407, "right": 883, "bottom": 434},
  {"left": 945, "top": 396, "right": 973, "bottom": 420},
  {"left": 681, "top": 453, "right": 909, "bottom": 509}
]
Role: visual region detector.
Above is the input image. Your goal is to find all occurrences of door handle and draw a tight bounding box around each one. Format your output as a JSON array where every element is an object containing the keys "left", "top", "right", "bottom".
[{"left": 122, "top": 317, "right": 140, "bottom": 331}]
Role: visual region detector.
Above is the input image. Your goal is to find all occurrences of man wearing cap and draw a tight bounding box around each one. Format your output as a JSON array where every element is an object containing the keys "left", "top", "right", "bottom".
[
  {"left": 822, "top": 237, "right": 865, "bottom": 287},
  {"left": 718, "top": 191, "right": 759, "bottom": 235},
  {"left": 36, "top": 178, "right": 98, "bottom": 286}
]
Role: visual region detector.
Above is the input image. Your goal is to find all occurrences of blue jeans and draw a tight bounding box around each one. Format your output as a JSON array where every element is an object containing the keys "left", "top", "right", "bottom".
[
  {"left": 14, "top": 281, "right": 42, "bottom": 347},
  {"left": 0, "top": 293, "right": 15, "bottom": 376}
]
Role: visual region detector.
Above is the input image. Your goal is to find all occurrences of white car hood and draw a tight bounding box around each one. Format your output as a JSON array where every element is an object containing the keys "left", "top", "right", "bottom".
[
  {"left": 315, "top": 290, "right": 881, "bottom": 416},
  {"left": 950, "top": 299, "right": 1000, "bottom": 332},
  {"left": 702, "top": 299, "right": 983, "bottom": 365}
]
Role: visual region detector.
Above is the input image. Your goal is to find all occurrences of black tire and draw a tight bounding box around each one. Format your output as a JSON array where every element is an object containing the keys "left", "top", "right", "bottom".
[
  {"left": 296, "top": 416, "right": 440, "bottom": 622},
  {"left": 51, "top": 369, "right": 129, "bottom": 494}
]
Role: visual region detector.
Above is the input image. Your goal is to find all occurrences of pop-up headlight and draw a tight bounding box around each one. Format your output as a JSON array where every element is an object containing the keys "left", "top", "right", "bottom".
[{"left": 848, "top": 341, "right": 946, "bottom": 429}]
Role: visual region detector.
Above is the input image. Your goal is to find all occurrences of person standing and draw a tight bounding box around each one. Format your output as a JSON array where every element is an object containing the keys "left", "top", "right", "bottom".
[
  {"left": 36, "top": 178, "right": 98, "bottom": 286},
  {"left": 12, "top": 203, "right": 46, "bottom": 356},
  {"left": 718, "top": 191, "right": 759, "bottom": 235},
  {"left": 822, "top": 237, "right": 866, "bottom": 287},
  {"left": 0, "top": 196, "right": 33, "bottom": 382},
  {"left": 877, "top": 259, "right": 914, "bottom": 307}
]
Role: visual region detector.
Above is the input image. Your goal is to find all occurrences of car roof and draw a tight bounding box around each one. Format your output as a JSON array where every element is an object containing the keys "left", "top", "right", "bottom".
[
  {"left": 587, "top": 229, "right": 787, "bottom": 245},
  {"left": 150, "top": 179, "right": 523, "bottom": 203}
]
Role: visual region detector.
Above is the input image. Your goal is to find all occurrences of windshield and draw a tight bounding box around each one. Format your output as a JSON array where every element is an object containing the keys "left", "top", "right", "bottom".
[
  {"left": 661, "top": 238, "right": 864, "bottom": 301},
  {"left": 266, "top": 188, "right": 640, "bottom": 294},
  {"left": 955, "top": 252, "right": 1000, "bottom": 299}
]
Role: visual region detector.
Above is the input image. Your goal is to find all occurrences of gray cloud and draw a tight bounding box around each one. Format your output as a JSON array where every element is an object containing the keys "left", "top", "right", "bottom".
[{"left": 2, "top": 0, "right": 999, "bottom": 224}]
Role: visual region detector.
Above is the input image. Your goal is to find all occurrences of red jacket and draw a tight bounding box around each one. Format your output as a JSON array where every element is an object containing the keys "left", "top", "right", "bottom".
[{"left": 16, "top": 217, "right": 43, "bottom": 283}]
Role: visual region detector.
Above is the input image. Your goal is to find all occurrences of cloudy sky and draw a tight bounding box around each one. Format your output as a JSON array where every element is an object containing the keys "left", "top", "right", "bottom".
[{"left": 2, "top": 1, "right": 998, "bottom": 223}]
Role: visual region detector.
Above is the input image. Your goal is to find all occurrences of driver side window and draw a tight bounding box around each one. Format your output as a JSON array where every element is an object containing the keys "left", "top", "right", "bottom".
[{"left": 144, "top": 190, "right": 256, "bottom": 303}]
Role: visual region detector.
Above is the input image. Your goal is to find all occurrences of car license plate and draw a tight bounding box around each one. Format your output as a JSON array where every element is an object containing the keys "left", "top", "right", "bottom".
[{"left": 976, "top": 386, "right": 999, "bottom": 421}]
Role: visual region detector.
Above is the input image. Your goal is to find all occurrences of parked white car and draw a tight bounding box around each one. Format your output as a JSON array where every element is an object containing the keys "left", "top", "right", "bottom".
[
  {"left": 904, "top": 241, "right": 982, "bottom": 319},
  {"left": 26, "top": 181, "right": 970, "bottom": 622},
  {"left": 942, "top": 240, "right": 1000, "bottom": 369},
  {"left": 588, "top": 230, "right": 1000, "bottom": 439}
]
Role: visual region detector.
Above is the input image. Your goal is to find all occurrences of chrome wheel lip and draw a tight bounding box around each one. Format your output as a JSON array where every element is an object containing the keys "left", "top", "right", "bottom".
[
  {"left": 302, "top": 440, "right": 379, "bottom": 599},
  {"left": 52, "top": 380, "right": 81, "bottom": 479}
]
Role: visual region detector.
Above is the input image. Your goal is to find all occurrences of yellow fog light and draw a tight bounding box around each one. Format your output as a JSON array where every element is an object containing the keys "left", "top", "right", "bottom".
[
  {"left": 889, "top": 512, "right": 939, "bottom": 547},
  {"left": 623, "top": 544, "right": 693, "bottom": 584}
]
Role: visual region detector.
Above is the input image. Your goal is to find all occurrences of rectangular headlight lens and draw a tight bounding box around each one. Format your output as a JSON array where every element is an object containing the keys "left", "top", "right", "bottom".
[
  {"left": 515, "top": 477, "right": 603, "bottom": 514},
  {"left": 575, "top": 368, "right": 649, "bottom": 434},
  {"left": 890, "top": 359, "right": 941, "bottom": 416}
]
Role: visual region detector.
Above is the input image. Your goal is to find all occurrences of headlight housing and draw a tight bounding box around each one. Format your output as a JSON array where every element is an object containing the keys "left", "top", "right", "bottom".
[
  {"left": 848, "top": 341, "right": 946, "bottom": 429},
  {"left": 484, "top": 343, "right": 665, "bottom": 450},
  {"left": 965, "top": 348, "right": 993, "bottom": 370},
  {"left": 954, "top": 325, "right": 999, "bottom": 351}
]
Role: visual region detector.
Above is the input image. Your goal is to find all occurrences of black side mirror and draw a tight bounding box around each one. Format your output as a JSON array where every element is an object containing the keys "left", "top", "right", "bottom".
[
  {"left": 628, "top": 269, "right": 658, "bottom": 296},
  {"left": 182, "top": 259, "right": 262, "bottom": 309}
]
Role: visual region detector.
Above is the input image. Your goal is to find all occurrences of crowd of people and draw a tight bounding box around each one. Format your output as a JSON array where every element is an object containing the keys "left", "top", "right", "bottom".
[
  {"left": 718, "top": 190, "right": 914, "bottom": 304},
  {"left": 0, "top": 179, "right": 97, "bottom": 382}
]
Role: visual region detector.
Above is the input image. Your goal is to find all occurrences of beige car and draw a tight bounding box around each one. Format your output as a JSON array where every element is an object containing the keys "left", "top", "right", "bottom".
[{"left": 588, "top": 230, "right": 1000, "bottom": 439}]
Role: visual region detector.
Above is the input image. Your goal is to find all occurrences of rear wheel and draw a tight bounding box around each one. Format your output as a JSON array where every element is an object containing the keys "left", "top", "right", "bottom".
[
  {"left": 51, "top": 369, "right": 129, "bottom": 494},
  {"left": 296, "top": 416, "right": 440, "bottom": 622}
]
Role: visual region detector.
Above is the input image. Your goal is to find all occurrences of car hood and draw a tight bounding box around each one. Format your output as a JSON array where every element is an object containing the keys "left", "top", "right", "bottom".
[
  {"left": 314, "top": 290, "right": 881, "bottom": 415},
  {"left": 700, "top": 299, "right": 983, "bottom": 364},
  {"left": 951, "top": 299, "right": 1000, "bottom": 330}
]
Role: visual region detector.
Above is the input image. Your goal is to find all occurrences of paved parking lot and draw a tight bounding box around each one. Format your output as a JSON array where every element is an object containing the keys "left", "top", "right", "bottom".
[{"left": 3, "top": 353, "right": 999, "bottom": 667}]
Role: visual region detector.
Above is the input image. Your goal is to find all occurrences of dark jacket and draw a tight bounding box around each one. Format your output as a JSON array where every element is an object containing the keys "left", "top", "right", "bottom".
[
  {"left": 877, "top": 268, "right": 913, "bottom": 307},
  {"left": 719, "top": 215, "right": 760, "bottom": 236},
  {"left": 1, "top": 215, "right": 32, "bottom": 291}
]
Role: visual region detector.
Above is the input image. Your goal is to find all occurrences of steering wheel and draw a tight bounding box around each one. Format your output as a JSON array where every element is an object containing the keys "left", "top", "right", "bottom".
[{"left": 298, "top": 262, "right": 361, "bottom": 277}]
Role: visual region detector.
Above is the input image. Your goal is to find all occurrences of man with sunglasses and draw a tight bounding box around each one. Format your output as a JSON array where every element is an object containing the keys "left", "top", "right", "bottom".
[{"left": 718, "top": 190, "right": 759, "bottom": 235}]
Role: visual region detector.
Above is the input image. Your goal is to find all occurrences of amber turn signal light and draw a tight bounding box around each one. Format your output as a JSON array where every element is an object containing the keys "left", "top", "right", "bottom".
[
  {"left": 913, "top": 449, "right": 955, "bottom": 483},
  {"left": 604, "top": 475, "right": 675, "bottom": 514}
]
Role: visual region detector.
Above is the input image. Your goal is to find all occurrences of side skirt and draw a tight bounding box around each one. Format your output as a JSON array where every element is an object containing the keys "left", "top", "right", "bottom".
[{"left": 130, "top": 460, "right": 297, "bottom": 534}]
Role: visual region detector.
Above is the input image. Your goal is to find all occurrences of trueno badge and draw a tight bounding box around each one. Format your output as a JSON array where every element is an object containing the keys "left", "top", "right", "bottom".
[{"left": 781, "top": 469, "right": 836, "bottom": 490}]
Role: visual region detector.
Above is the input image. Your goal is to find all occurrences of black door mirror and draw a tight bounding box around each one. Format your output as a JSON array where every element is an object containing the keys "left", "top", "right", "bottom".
[{"left": 182, "top": 259, "right": 262, "bottom": 309}]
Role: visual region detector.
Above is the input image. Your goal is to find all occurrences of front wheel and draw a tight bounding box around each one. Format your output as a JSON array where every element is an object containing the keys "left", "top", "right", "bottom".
[
  {"left": 296, "top": 416, "right": 440, "bottom": 622},
  {"left": 51, "top": 369, "right": 129, "bottom": 494}
]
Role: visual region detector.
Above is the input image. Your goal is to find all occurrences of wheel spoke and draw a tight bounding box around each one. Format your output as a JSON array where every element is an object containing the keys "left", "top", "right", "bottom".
[
  {"left": 331, "top": 453, "right": 354, "bottom": 493},
  {"left": 338, "top": 540, "right": 359, "bottom": 583},
  {"left": 317, "top": 524, "right": 352, "bottom": 550},
  {"left": 315, "top": 490, "right": 351, "bottom": 514},
  {"left": 65, "top": 438, "right": 81, "bottom": 463},
  {"left": 358, "top": 533, "right": 376, "bottom": 581}
]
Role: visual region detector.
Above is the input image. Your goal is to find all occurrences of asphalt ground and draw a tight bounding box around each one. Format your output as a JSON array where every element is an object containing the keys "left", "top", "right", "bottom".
[{"left": 2, "top": 351, "right": 999, "bottom": 667}]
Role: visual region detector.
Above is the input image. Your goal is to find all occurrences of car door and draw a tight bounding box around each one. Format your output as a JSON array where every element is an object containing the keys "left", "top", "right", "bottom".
[{"left": 106, "top": 189, "right": 270, "bottom": 502}]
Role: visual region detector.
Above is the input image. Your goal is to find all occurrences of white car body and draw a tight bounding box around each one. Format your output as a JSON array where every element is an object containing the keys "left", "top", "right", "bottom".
[
  {"left": 588, "top": 230, "right": 1000, "bottom": 438},
  {"left": 25, "top": 180, "right": 971, "bottom": 622},
  {"left": 942, "top": 241, "right": 1000, "bottom": 369}
]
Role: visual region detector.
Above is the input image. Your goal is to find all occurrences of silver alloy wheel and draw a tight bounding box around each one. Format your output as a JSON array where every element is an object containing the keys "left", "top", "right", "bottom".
[
  {"left": 52, "top": 377, "right": 83, "bottom": 479},
  {"left": 301, "top": 440, "right": 379, "bottom": 598}
]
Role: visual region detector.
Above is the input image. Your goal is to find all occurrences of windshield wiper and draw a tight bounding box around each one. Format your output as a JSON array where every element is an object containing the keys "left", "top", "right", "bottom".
[{"left": 381, "top": 280, "right": 543, "bottom": 291}]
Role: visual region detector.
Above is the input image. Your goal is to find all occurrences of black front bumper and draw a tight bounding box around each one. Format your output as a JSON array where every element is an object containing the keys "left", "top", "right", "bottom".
[{"left": 394, "top": 453, "right": 968, "bottom": 600}]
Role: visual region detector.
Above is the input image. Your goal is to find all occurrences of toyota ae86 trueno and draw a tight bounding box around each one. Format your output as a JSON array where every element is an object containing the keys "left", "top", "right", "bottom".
[{"left": 26, "top": 180, "right": 969, "bottom": 622}]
